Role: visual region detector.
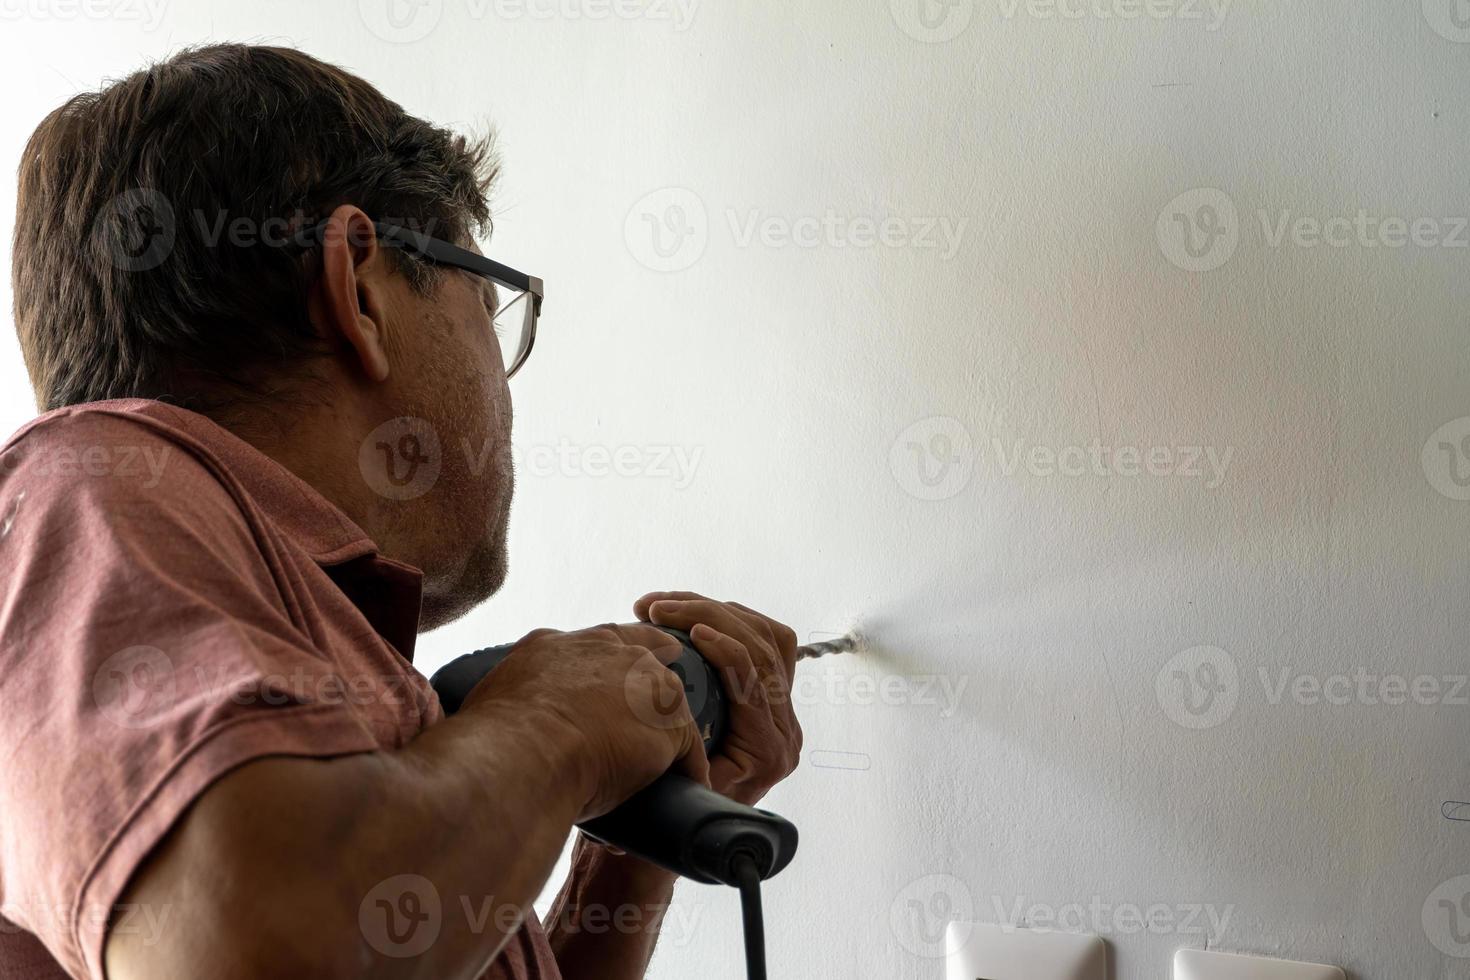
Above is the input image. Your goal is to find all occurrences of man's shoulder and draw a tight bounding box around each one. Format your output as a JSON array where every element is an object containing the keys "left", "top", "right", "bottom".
[
  {"left": 0, "top": 399, "right": 289, "bottom": 628},
  {"left": 3, "top": 398, "right": 207, "bottom": 459},
  {"left": 0, "top": 398, "right": 246, "bottom": 530}
]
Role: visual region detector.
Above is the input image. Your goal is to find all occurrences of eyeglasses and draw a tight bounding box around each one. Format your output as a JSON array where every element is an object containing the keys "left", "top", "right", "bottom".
[{"left": 306, "top": 220, "right": 544, "bottom": 378}]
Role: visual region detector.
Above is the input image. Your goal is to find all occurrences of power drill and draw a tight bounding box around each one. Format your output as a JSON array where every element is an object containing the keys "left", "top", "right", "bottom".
[{"left": 430, "top": 627, "right": 810, "bottom": 887}]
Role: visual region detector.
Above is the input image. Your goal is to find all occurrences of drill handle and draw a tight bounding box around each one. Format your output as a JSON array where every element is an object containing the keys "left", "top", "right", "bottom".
[
  {"left": 580, "top": 772, "right": 797, "bottom": 885},
  {"left": 428, "top": 631, "right": 799, "bottom": 885}
]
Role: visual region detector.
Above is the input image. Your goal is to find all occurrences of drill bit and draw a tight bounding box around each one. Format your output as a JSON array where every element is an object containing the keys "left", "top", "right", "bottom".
[{"left": 796, "top": 633, "right": 860, "bottom": 660}]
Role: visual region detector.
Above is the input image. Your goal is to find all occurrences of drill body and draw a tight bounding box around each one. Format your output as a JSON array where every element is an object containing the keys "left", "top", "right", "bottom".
[{"left": 429, "top": 628, "right": 799, "bottom": 886}]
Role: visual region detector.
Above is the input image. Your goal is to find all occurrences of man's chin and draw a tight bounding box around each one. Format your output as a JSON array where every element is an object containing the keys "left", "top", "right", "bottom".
[{"left": 418, "top": 542, "right": 507, "bottom": 633}]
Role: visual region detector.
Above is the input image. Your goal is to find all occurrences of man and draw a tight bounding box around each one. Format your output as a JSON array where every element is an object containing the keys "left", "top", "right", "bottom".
[{"left": 0, "top": 44, "right": 802, "bottom": 979}]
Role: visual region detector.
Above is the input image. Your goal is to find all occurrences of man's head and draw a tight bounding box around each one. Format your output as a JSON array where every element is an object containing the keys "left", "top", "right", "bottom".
[{"left": 12, "top": 43, "right": 516, "bottom": 629}]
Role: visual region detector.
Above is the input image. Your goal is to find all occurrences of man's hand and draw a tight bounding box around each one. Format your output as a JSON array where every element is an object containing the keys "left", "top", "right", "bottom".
[
  {"left": 546, "top": 596, "right": 804, "bottom": 979},
  {"left": 633, "top": 592, "right": 803, "bottom": 806},
  {"left": 461, "top": 623, "right": 712, "bottom": 821}
]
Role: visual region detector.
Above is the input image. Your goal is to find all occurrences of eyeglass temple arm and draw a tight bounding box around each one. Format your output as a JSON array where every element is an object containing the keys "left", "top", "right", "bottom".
[{"left": 302, "top": 220, "right": 543, "bottom": 316}]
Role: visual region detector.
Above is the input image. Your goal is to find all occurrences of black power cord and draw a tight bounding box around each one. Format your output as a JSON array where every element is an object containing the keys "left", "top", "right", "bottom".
[{"left": 732, "top": 854, "right": 766, "bottom": 980}]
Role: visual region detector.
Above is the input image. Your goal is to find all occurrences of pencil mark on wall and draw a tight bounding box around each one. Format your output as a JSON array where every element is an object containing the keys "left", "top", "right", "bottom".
[{"left": 810, "top": 750, "right": 873, "bottom": 772}]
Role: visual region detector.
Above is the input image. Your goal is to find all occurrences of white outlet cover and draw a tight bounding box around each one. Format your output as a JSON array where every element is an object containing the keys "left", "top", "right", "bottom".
[
  {"left": 945, "top": 921, "right": 1105, "bottom": 980},
  {"left": 1175, "top": 948, "right": 1344, "bottom": 980}
]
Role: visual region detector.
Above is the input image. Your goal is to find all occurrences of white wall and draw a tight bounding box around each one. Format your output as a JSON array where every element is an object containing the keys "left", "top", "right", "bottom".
[{"left": 3, "top": 3, "right": 1468, "bottom": 977}]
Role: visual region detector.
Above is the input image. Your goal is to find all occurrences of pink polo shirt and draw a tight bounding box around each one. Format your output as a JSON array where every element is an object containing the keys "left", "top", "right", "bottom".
[{"left": 0, "top": 399, "right": 559, "bottom": 979}]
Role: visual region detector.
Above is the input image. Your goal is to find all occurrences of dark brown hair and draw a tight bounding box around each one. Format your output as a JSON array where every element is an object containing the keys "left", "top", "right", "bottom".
[{"left": 12, "top": 43, "right": 498, "bottom": 412}]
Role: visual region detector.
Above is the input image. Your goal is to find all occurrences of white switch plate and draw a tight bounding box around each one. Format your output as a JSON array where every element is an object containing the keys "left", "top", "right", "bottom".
[
  {"left": 945, "top": 921, "right": 1105, "bottom": 980},
  {"left": 1175, "top": 948, "right": 1344, "bottom": 980}
]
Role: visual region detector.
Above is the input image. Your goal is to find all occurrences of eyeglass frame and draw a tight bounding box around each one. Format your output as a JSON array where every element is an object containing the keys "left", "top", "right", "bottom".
[{"left": 304, "top": 219, "right": 544, "bottom": 378}]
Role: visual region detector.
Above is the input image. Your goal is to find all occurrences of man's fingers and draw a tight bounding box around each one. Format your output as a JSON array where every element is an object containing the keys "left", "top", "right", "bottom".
[
  {"left": 646, "top": 601, "right": 799, "bottom": 736},
  {"left": 673, "top": 728, "right": 712, "bottom": 787},
  {"left": 637, "top": 593, "right": 797, "bottom": 679},
  {"left": 686, "top": 622, "right": 794, "bottom": 753},
  {"left": 644, "top": 599, "right": 770, "bottom": 663},
  {"left": 707, "top": 754, "right": 749, "bottom": 794},
  {"left": 637, "top": 591, "right": 772, "bottom": 645},
  {"left": 623, "top": 661, "right": 710, "bottom": 786},
  {"left": 633, "top": 590, "right": 710, "bottom": 622},
  {"left": 599, "top": 622, "right": 687, "bottom": 665},
  {"left": 727, "top": 602, "right": 799, "bottom": 669}
]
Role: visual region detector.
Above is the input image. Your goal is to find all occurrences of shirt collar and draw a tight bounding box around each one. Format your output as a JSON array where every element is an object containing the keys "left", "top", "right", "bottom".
[{"left": 56, "top": 399, "right": 426, "bottom": 660}]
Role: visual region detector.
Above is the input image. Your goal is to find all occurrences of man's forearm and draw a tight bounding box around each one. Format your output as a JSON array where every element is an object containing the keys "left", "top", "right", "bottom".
[
  {"left": 107, "top": 700, "right": 592, "bottom": 980},
  {"left": 545, "top": 835, "right": 679, "bottom": 979}
]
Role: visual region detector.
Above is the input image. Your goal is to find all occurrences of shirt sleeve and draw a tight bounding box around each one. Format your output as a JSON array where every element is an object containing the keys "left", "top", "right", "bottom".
[{"left": 0, "top": 413, "right": 383, "bottom": 979}]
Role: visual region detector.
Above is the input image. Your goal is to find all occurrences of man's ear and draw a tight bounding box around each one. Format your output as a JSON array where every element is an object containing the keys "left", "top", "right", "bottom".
[{"left": 307, "top": 204, "right": 393, "bottom": 383}]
